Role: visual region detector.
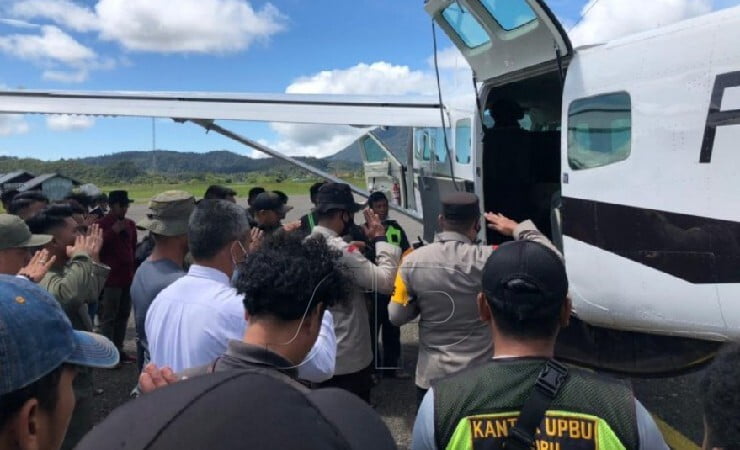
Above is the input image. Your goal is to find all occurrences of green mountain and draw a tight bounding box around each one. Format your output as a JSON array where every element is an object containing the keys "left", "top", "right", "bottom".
[{"left": 0, "top": 127, "right": 413, "bottom": 185}]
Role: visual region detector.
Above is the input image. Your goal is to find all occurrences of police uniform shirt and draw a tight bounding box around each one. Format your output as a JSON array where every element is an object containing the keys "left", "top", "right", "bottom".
[
  {"left": 389, "top": 220, "right": 561, "bottom": 390},
  {"left": 311, "top": 225, "right": 401, "bottom": 376}
]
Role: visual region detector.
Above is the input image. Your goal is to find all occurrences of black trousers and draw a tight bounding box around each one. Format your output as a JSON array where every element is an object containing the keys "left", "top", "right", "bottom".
[
  {"left": 370, "top": 294, "right": 401, "bottom": 370},
  {"left": 319, "top": 364, "right": 374, "bottom": 403}
]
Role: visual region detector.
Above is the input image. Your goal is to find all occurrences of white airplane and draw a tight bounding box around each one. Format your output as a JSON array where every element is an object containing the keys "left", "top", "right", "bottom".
[{"left": 2, "top": 0, "right": 739, "bottom": 375}]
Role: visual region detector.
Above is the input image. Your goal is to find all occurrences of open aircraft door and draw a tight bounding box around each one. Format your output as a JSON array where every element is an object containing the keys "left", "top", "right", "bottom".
[
  {"left": 424, "top": 0, "right": 572, "bottom": 83},
  {"left": 359, "top": 131, "right": 412, "bottom": 210},
  {"left": 426, "top": 0, "right": 724, "bottom": 376}
]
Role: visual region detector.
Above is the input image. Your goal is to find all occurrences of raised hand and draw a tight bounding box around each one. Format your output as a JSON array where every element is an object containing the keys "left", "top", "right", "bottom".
[
  {"left": 66, "top": 234, "right": 86, "bottom": 258},
  {"left": 362, "top": 208, "right": 385, "bottom": 240},
  {"left": 18, "top": 249, "right": 56, "bottom": 282},
  {"left": 282, "top": 220, "right": 302, "bottom": 233},
  {"left": 139, "top": 363, "right": 180, "bottom": 394},
  {"left": 248, "top": 227, "right": 264, "bottom": 253},
  {"left": 484, "top": 212, "right": 519, "bottom": 237},
  {"left": 85, "top": 224, "right": 104, "bottom": 262}
]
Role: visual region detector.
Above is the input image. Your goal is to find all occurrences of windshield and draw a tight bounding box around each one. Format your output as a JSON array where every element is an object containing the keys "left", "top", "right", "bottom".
[
  {"left": 480, "top": 0, "right": 537, "bottom": 31},
  {"left": 441, "top": 1, "right": 490, "bottom": 48}
]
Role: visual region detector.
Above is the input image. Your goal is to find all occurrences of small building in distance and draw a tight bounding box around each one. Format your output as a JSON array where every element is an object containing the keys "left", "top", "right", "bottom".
[
  {"left": 0, "top": 171, "right": 35, "bottom": 193},
  {"left": 20, "top": 173, "right": 82, "bottom": 201}
]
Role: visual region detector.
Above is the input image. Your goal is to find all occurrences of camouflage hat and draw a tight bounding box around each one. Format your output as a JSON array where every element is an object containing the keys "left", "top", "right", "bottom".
[
  {"left": 137, "top": 191, "right": 195, "bottom": 237},
  {"left": 0, "top": 214, "right": 52, "bottom": 251}
]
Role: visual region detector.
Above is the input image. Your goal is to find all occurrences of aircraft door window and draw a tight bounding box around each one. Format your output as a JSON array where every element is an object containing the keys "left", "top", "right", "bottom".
[
  {"left": 441, "top": 2, "right": 490, "bottom": 48},
  {"left": 567, "top": 92, "right": 632, "bottom": 170},
  {"left": 362, "top": 136, "right": 388, "bottom": 163},
  {"left": 479, "top": 0, "right": 537, "bottom": 31},
  {"left": 455, "top": 119, "right": 472, "bottom": 164},
  {"left": 415, "top": 128, "right": 434, "bottom": 162},
  {"left": 435, "top": 129, "right": 449, "bottom": 164}
]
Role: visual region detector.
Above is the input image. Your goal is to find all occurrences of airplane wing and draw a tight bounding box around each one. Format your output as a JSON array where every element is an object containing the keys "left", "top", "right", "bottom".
[
  {"left": 0, "top": 89, "right": 444, "bottom": 127},
  {"left": 0, "top": 89, "right": 435, "bottom": 221}
]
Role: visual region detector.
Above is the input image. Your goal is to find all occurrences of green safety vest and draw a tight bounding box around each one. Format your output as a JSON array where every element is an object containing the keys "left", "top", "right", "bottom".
[
  {"left": 385, "top": 223, "right": 402, "bottom": 247},
  {"left": 433, "top": 359, "right": 639, "bottom": 450}
]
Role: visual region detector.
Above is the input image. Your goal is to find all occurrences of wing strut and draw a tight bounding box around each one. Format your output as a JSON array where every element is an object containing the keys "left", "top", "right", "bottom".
[{"left": 185, "top": 119, "right": 423, "bottom": 222}]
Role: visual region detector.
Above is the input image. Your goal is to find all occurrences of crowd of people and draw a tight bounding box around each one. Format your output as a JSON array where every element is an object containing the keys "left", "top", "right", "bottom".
[{"left": 0, "top": 182, "right": 737, "bottom": 450}]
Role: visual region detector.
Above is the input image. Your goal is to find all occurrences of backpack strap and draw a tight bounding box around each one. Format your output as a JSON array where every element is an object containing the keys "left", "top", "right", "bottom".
[{"left": 505, "top": 359, "right": 569, "bottom": 449}]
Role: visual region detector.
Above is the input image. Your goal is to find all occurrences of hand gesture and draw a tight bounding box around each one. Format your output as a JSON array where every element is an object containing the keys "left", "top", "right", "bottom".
[
  {"left": 67, "top": 234, "right": 86, "bottom": 258},
  {"left": 85, "top": 224, "right": 104, "bottom": 262},
  {"left": 349, "top": 241, "right": 367, "bottom": 253},
  {"left": 18, "top": 249, "right": 56, "bottom": 282},
  {"left": 282, "top": 220, "right": 302, "bottom": 233},
  {"left": 362, "top": 208, "right": 385, "bottom": 240},
  {"left": 484, "top": 212, "right": 519, "bottom": 237},
  {"left": 248, "top": 227, "right": 264, "bottom": 253},
  {"left": 139, "top": 363, "right": 180, "bottom": 394}
]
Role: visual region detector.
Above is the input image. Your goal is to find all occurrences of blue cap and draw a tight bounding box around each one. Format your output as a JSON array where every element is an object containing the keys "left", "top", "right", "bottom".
[{"left": 0, "top": 275, "right": 119, "bottom": 395}]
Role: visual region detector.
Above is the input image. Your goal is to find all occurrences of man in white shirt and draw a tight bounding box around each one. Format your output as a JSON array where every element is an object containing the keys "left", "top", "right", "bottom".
[{"left": 146, "top": 199, "right": 337, "bottom": 382}]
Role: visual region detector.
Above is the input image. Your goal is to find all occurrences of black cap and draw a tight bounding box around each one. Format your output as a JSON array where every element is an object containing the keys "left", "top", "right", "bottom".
[
  {"left": 316, "top": 183, "right": 365, "bottom": 213},
  {"left": 108, "top": 190, "right": 133, "bottom": 206},
  {"left": 76, "top": 371, "right": 397, "bottom": 450},
  {"left": 482, "top": 240, "right": 568, "bottom": 318},
  {"left": 252, "top": 192, "right": 293, "bottom": 215},
  {"left": 204, "top": 185, "right": 237, "bottom": 200},
  {"left": 441, "top": 192, "right": 480, "bottom": 220},
  {"left": 368, "top": 191, "right": 388, "bottom": 205}
]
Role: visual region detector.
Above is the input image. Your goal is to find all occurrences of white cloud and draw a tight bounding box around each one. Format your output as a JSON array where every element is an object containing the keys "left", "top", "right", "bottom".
[
  {"left": 0, "top": 25, "right": 96, "bottom": 65},
  {"left": 287, "top": 62, "right": 437, "bottom": 96},
  {"left": 0, "top": 114, "right": 30, "bottom": 136},
  {"left": 427, "top": 46, "right": 470, "bottom": 72},
  {"left": 269, "top": 56, "right": 474, "bottom": 158},
  {"left": 0, "top": 18, "right": 41, "bottom": 29},
  {"left": 570, "top": 0, "right": 712, "bottom": 46},
  {"left": 42, "top": 69, "right": 88, "bottom": 82},
  {"left": 95, "top": 0, "right": 285, "bottom": 52},
  {"left": 11, "top": 0, "right": 98, "bottom": 32},
  {"left": 10, "top": 0, "right": 286, "bottom": 53},
  {"left": 270, "top": 62, "right": 435, "bottom": 158},
  {"left": 46, "top": 114, "right": 95, "bottom": 131}
]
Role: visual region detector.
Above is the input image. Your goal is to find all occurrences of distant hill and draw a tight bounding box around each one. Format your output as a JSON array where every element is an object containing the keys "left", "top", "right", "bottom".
[
  {"left": 0, "top": 127, "right": 413, "bottom": 185},
  {"left": 78, "top": 149, "right": 357, "bottom": 174}
]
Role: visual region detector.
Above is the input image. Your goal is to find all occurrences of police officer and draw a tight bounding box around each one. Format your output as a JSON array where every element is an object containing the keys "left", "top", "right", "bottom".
[
  {"left": 389, "top": 192, "right": 560, "bottom": 406},
  {"left": 312, "top": 183, "right": 401, "bottom": 402},
  {"left": 367, "top": 191, "right": 410, "bottom": 378},
  {"left": 411, "top": 239, "right": 667, "bottom": 450}
]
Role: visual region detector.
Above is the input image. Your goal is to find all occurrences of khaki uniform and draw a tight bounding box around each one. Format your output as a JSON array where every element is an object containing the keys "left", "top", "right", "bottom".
[
  {"left": 41, "top": 252, "right": 110, "bottom": 332},
  {"left": 389, "top": 220, "right": 559, "bottom": 389},
  {"left": 40, "top": 251, "right": 109, "bottom": 450},
  {"left": 311, "top": 225, "right": 401, "bottom": 375}
]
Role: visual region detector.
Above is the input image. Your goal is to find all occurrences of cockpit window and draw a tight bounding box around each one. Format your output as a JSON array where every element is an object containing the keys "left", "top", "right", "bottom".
[
  {"left": 361, "top": 136, "right": 387, "bottom": 163},
  {"left": 480, "top": 0, "right": 537, "bottom": 31},
  {"left": 441, "top": 2, "right": 490, "bottom": 48}
]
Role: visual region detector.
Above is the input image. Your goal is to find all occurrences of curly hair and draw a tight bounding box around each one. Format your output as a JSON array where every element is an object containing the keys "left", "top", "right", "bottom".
[
  {"left": 235, "top": 231, "right": 349, "bottom": 321},
  {"left": 702, "top": 344, "right": 740, "bottom": 448}
]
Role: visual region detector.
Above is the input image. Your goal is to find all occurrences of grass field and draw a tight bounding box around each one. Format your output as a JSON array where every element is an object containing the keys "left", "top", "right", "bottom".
[{"left": 101, "top": 177, "right": 366, "bottom": 202}]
